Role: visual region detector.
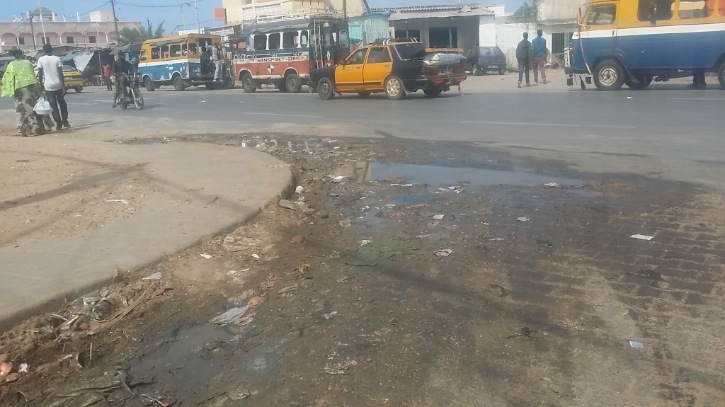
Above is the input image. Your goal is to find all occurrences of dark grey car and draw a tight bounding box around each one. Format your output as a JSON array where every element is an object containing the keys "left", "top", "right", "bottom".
[{"left": 464, "top": 46, "right": 507, "bottom": 76}]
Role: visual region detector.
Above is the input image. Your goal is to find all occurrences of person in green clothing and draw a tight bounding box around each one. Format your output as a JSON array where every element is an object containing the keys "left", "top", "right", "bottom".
[{"left": 0, "top": 48, "right": 48, "bottom": 136}]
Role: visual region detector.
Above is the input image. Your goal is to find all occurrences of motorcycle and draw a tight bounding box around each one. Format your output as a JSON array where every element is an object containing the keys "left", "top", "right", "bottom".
[{"left": 115, "top": 73, "right": 144, "bottom": 110}]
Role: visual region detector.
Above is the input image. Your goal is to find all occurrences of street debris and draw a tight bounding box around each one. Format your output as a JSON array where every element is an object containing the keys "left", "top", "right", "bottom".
[
  {"left": 517, "top": 216, "right": 531, "bottom": 222},
  {"left": 142, "top": 272, "right": 163, "bottom": 281},
  {"left": 629, "top": 340, "right": 645, "bottom": 349},
  {"left": 47, "top": 370, "right": 132, "bottom": 407},
  {"left": 277, "top": 284, "right": 299, "bottom": 295},
  {"left": 295, "top": 186, "right": 305, "bottom": 194},
  {"left": 544, "top": 182, "right": 561, "bottom": 188},
  {"left": 142, "top": 394, "right": 177, "bottom": 406},
  {"left": 323, "top": 360, "right": 357, "bottom": 375},
  {"left": 210, "top": 306, "right": 250, "bottom": 326},
  {"left": 105, "top": 199, "right": 129, "bottom": 205},
  {"left": 91, "top": 299, "right": 114, "bottom": 322},
  {"left": 331, "top": 175, "right": 348, "bottom": 183},
  {"left": 278, "top": 199, "right": 297, "bottom": 210},
  {"left": 0, "top": 362, "right": 12, "bottom": 376},
  {"left": 17, "top": 363, "right": 30, "bottom": 374},
  {"left": 228, "top": 389, "right": 253, "bottom": 400},
  {"left": 339, "top": 219, "right": 352, "bottom": 228},
  {"left": 432, "top": 214, "right": 445, "bottom": 220},
  {"left": 434, "top": 249, "right": 453, "bottom": 257},
  {"left": 248, "top": 295, "right": 267, "bottom": 307},
  {"left": 323, "top": 311, "right": 338, "bottom": 320},
  {"left": 336, "top": 276, "right": 351, "bottom": 282},
  {"left": 252, "top": 253, "right": 261, "bottom": 259},
  {"left": 630, "top": 234, "right": 653, "bottom": 241},
  {"left": 360, "top": 239, "right": 372, "bottom": 246},
  {"left": 290, "top": 235, "right": 304, "bottom": 244},
  {"left": 200, "top": 253, "right": 213, "bottom": 259}
]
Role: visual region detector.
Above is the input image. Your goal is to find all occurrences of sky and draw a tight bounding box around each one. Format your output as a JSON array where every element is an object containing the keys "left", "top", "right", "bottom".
[{"left": 2, "top": 0, "right": 528, "bottom": 34}]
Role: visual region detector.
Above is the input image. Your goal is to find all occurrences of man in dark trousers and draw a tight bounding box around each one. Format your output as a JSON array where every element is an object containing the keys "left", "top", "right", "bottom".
[
  {"left": 516, "top": 32, "right": 533, "bottom": 88},
  {"left": 111, "top": 51, "right": 132, "bottom": 108},
  {"left": 36, "top": 43, "right": 69, "bottom": 130}
]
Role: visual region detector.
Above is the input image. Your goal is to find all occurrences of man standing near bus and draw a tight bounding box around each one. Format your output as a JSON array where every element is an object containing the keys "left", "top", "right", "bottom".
[
  {"left": 516, "top": 32, "right": 533, "bottom": 88},
  {"left": 532, "top": 29, "right": 547, "bottom": 85}
]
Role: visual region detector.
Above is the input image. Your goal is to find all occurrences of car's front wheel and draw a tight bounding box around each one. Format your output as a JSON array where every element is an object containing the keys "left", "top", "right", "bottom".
[
  {"left": 317, "top": 77, "right": 334, "bottom": 100},
  {"left": 384, "top": 75, "right": 405, "bottom": 100}
]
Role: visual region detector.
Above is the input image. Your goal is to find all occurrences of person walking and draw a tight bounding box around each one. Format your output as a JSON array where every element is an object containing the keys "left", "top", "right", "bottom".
[
  {"left": 1, "top": 48, "right": 50, "bottom": 136},
  {"left": 37, "top": 43, "right": 69, "bottom": 130},
  {"left": 516, "top": 32, "right": 533, "bottom": 88},
  {"left": 532, "top": 29, "right": 547, "bottom": 85},
  {"left": 102, "top": 61, "right": 113, "bottom": 91}
]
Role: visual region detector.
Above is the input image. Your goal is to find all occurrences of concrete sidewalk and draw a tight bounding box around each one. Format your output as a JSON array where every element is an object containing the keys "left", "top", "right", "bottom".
[{"left": 0, "top": 136, "right": 292, "bottom": 330}]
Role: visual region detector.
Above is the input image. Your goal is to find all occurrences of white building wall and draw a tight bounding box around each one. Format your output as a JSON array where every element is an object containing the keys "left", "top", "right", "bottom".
[
  {"left": 478, "top": 14, "right": 495, "bottom": 46},
  {"left": 495, "top": 23, "right": 551, "bottom": 69},
  {"left": 538, "top": 0, "right": 579, "bottom": 22}
]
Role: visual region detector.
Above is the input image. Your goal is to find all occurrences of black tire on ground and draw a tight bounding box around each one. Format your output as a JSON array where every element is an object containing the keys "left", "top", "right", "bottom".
[
  {"left": 241, "top": 73, "right": 256, "bottom": 93},
  {"left": 718, "top": 61, "right": 725, "bottom": 89},
  {"left": 173, "top": 75, "right": 186, "bottom": 91},
  {"left": 74, "top": 87, "right": 82, "bottom": 93},
  {"left": 317, "top": 77, "right": 334, "bottom": 100},
  {"left": 134, "top": 90, "right": 144, "bottom": 110},
  {"left": 592, "top": 59, "right": 625, "bottom": 91},
  {"left": 285, "top": 73, "right": 302, "bottom": 93},
  {"left": 144, "top": 77, "right": 156, "bottom": 91},
  {"left": 624, "top": 73, "right": 653, "bottom": 90},
  {"left": 357, "top": 91, "right": 371, "bottom": 98},
  {"left": 384, "top": 75, "right": 405, "bottom": 100},
  {"left": 423, "top": 88, "right": 443, "bottom": 97}
]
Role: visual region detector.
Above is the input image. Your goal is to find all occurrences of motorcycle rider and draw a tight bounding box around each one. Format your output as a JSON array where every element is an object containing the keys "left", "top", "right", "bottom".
[{"left": 111, "top": 50, "right": 132, "bottom": 108}]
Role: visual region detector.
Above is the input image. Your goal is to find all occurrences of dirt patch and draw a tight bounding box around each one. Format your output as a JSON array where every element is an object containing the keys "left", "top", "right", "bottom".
[{"left": 1, "top": 133, "right": 724, "bottom": 406}]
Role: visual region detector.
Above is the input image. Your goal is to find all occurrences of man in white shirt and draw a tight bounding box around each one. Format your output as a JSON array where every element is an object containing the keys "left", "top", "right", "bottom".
[{"left": 37, "top": 44, "right": 69, "bottom": 131}]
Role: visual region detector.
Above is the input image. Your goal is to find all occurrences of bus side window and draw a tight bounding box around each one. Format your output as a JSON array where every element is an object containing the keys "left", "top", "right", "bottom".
[
  {"left": 182, "top": 44, "right": 188, "bottom": 55},
  {"left": 638, "top": 0, "right": 673, "bottom": 22},
  {"left": 282, "top": 32, "right": 296, "bottom": 49},
  {"left": 269, "top": 33, "right": 281, "bottom": 50},
  {"left": 253, "top": 34, "right": 267, "bottom": 51},
  {"left": 679, "top": 0, "right": 707, "bottom": 18},
  {"left": 189, "top": 43, "right": 197, "bottom": 55},
  {"left": 170, "top": 44, "right": 181, "bottom": 57},
  {"left": 139, "top": 50, "right": 147, "bottom": 61},
  {"left": 161, "top": 45, "right": 169, "bottom": 58},
  {"left": 151, "top": 47, "right": 160, "bottom": 59},
  {"left": 300, "top": 30, "right": 309, "bottom": 47},
  {"left": 587, "top": 4, "right": 617, "bottom": 25}
]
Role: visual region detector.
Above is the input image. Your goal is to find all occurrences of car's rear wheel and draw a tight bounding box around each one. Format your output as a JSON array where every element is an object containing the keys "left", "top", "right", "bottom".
[
  {"left": 423, "top": 88, "right": 443, "bottom": 97},
  {"left": 144, "top": 77, "right": 156, "bottom": 91},
  {"left": 498, "top": 68, "right": 505, "bottom": 75},
  {"left": 385, "top": 75, "right": 405, "bottom": 100},
  {"left": 625, "top": 73, "right": 653, "bottom": 90},
  {"left": 241, "top": 73, "right": 256, "bottom": 93},
  {"left": 74, "top": 87, "right": 82, "bottom": 93},
  {"left": 317, "top": 77, "right": 334, "bottom": 100}
]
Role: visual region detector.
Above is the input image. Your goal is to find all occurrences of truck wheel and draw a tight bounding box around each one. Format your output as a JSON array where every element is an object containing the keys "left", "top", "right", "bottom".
[
  {"left": 242, "top": 73, "right": 256, "bottom": 93},
  {"left": 144, "top": 77, "right": 156, "bottom": 91},
  {"left": 384, "top": 75, "right": 405, "bottom": 100},
  {"left": 285, "top": 73, "right": 302, "bottom": 93},
  {"left": 317, "top": 77, "right": 334, "bottom": 100},
  {"left": 625, "top": 73, "right": 653, "bottom": 90},
  {"left": 718, "top": 61, "right": 725, "bottom": 89},
  {"left": 593, "top": 60, "right": 624, "bottom": 91},
  {"left": 173, "top": 75, "right": 186, "bottom": 91}
]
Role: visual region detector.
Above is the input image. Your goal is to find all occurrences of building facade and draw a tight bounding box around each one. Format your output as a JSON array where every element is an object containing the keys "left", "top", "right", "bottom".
[
  {"left": 0, "top": 12, "right": 142, "bottom": 54},
  {"left": 222, "top": 0, "right": 367, "bottom": 23}
]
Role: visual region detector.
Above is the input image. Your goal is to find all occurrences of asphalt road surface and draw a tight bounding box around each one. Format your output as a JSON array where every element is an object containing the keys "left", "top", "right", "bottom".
[{"left": 3, "top": 74, "right": 725, "bottom": 189}]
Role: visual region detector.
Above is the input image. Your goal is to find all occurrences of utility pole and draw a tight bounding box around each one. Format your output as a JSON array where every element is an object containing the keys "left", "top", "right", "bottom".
[
  {"left": 110, "top": 0, "right": 120, "bottom": 43},
  {"left": 28, "top": 12, "right": 37, "bottom": 48},
  {"left": 194, "top": 0, "right": 201, "bottom": 33}
]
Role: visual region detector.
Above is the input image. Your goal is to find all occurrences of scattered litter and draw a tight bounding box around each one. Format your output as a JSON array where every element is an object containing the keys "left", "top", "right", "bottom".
[
  {"left": 210, "top": 306, "right": 250, "bottom": 326},
  {"left": 0, "top": 362, "right": 11, "bottom": 376},
  {"left": 434, "top": 249, "right": 453, "bottom": 257},
  {"left": 629, "top": 340, "right": 644, "bottom": 349},
  {"left": 142, "top": 272, "right": 162, "bottom": 281},
  {"left": 432, "top": 214, "right": 445, "bottom": 220},
  {"left": 91, "top": 300, "right": 114, "bottom": 322},
  {"left": 630, "top": 234, "right": 653, "bottom": 241},
  {"left": 227, "top": 270, "right": 239, "bottom": 276},
  {"left": 517, "top": 216, "right": 531, "bottom": 222},
  {"left": 359, "top": 240, "right": 371, "bottom": 246},
  {"left": 295, "top": 186, "right": 305, "bottom": 194},
  {"left": 390, "top": 183, "right": 414, "bottom": 187},
  {"left": 339, "top": 220, "right": 352, "bottom": 228},
  {"left": 5, "top": 373, "right": 19, "bottom": 383},
  {"left": 323, "top": 360, "right": 357, "bottom": 375},
  {"left": 248, "top": 296, "right": 267, "bottom": 307},
  {"left": 290, "top": 235, "right": 304, "bottom": 244},
  {"left": 105, "top": 199, "right": 129, "bottom": 205},
  {"left": 331, "top": 175, "right": 348, "bottom": 183},
  {"left": 278, "top": 199, "right": 297, "bottom": 210},
  {"left": 277, "top": 284, "right": 299, "bottom": 294},
  {"left": 544, "top": 182, "right": 561, "bottom": 188},
  {"left": 48, "top": 370, "right": 132, "bottom": 405},
  {"left": 336, "top": 276, "right": 350, "bottom": 282},
  {"left": 489, "top": 237, "right": 505, "bottom": 241},
  {"left": 199, "top": 100, "right": 206, "bottom": 103},
  {"left": 627, "top": 96, "right": 632, "bottom": 99},
  {"left": 252, "top": 253, "right": 260, "bottom": 259},
  {"left": 142, "top": 394, "right": 177, "bottom": 406},
  {"left": 200, "top": 253, "right": 213, "bottom": 259},
  {"left": 228, "top": 389, "right": 253, "bottom": 401},
  {"left": 323, "top": 311, "right": 338, "bottom": 320},
  {"left": 416, "top": 234, "right": 431, "bottom": 238}
]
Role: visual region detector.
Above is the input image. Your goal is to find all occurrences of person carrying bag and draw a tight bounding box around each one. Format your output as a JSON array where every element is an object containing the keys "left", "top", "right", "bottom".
[{"left": 0, "top": 48, "right": 50, "bottom": 136}]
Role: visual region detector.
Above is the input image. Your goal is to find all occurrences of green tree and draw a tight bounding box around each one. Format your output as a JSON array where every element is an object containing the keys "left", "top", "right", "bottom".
[
  {"left": 118, "top": 21, "right": 165, "bottom": 45},
  {"left": 510, "top": 1, "right": 540, "bottom": 25}
]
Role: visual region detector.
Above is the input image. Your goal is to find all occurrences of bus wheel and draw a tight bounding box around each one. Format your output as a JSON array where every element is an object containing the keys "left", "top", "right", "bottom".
[
  {"left": 285, "top": 73, "right": 302, "bottom": 93},
  {"left": 317, "top": 77, "right": 334, "bottom": 100},
  {"left": 144, "top": 77, "right": 156, "bottom": 91},
  {"left": 625, "top": 73, "right": 653, "bottom": 90},
  {"left": 593, "top": 60, "right": 624, "bottom": 91},
  {"left": 718, "top": 61, "right": 725, "bottom": 89},
  {"left": 242, "top": 73, "right": 257, "bottom": 93},
  {"left": 173, "top": 75, "right": 186, "bottom": 91}
]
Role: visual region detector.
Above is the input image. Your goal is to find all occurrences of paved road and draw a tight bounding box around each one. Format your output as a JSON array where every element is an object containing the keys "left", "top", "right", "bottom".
[{"left": 3, "top": 73, "right": 725, "bottom": 188}]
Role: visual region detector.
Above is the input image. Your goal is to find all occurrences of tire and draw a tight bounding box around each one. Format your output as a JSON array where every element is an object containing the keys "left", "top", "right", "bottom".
[
  {"left": 593, "top": 60, "right": 625, "bottom": 91},
  {"left": 718, "top": 61, "right": 725, "bottom": 89},
  {"left": 384, "top": 75, "right": 405, "bottom": 100},
  {"left": 357, "top": 91, "right": 371, "bottom": 98},
  {"left": 285, "top": 73, "right": 302, "bottom": 93},
  {"left": 144, "top": 77, "right": 156, "bottom": 91},
  {"left": 423, "top": 88, "right": 443, "bottom": 97},
  {"left": 317, "top": 77, "right": 335, "bottom": 100},
  {"left": 133, "top": 90, "right": 144, "bottom": 110},
  {"left": 74, "top": 87, "right": 82, "bottom": 93},
  {"left": 625, "top": 73, "right": 653, "bottom": 90},
  {"left": 120, "top": 94, "right": 128, "bottom": 110},
  {"left": 241, "top": 73, "right": 256, "bottom": 93},
  {"left": 173, "top": 75, "right": 186, "bottom": 91}
]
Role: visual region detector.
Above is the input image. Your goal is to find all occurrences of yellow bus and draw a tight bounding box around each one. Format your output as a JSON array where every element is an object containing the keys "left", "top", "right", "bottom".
[
  {"left": 138, "top": 33, "right": 228, "bottom": 91},
  {"left": 566, "top": 0, "right": 725, "bottom": 90}
]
